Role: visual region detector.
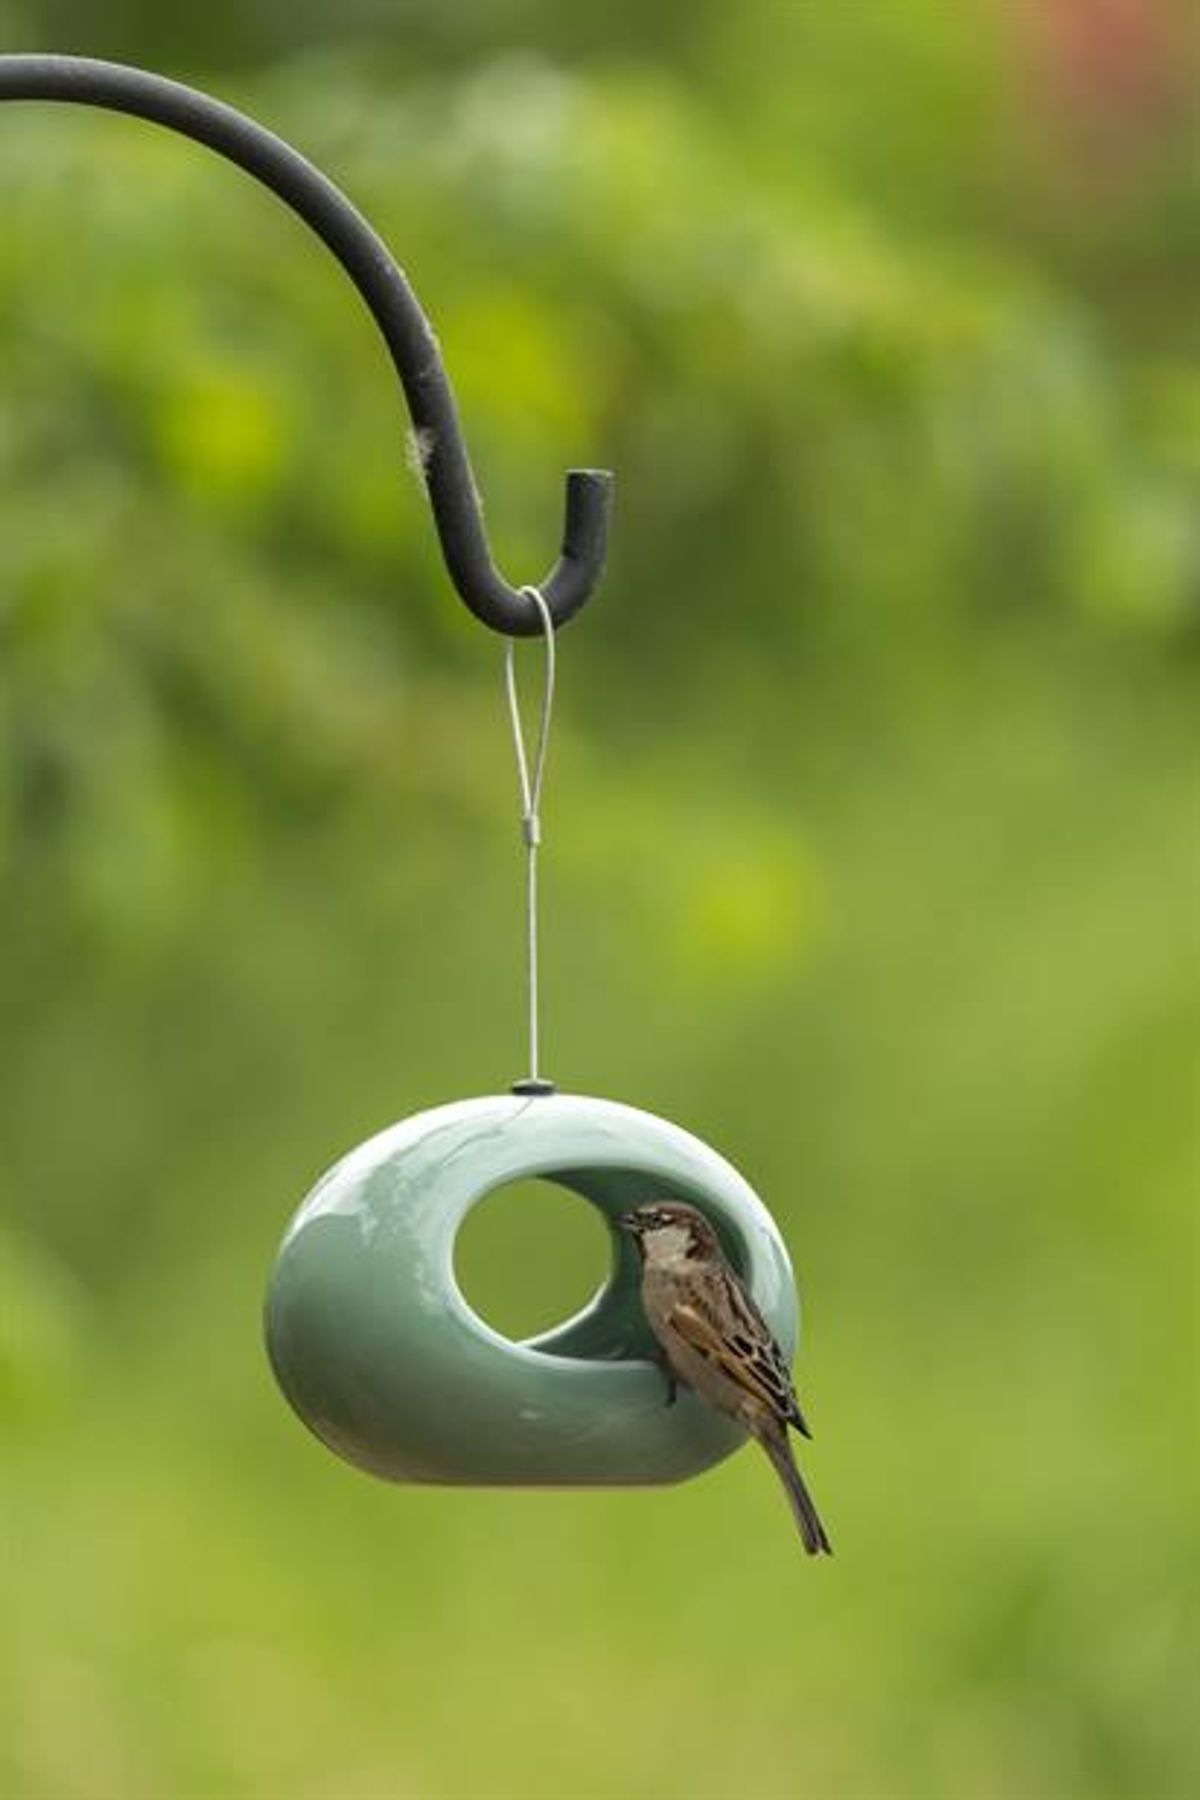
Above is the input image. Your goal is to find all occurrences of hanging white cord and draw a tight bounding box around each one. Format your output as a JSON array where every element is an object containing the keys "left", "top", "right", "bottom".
[{"left": 504, "top": 584, "right": 557, "bottom": 1089}]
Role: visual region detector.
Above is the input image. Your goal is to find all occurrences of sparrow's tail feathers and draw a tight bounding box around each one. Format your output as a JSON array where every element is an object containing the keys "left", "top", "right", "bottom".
[{"left": 761, "top": 1429, "right": 832, "bottom": 1556}]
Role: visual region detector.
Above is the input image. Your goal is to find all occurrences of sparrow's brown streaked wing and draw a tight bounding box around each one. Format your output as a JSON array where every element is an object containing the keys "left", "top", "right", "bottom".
[
  {"left": 724, "top": 1272, "right": 811, "bottom": 1436},
  {"left": 670, "top": 1281, "right": 806, "bottom": 1432}
]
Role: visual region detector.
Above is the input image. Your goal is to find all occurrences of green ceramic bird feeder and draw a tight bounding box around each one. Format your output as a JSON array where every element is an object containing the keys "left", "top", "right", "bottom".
[
  {"left": 266, "top": 1093, "right": 798, "bottom": 1486},
  {"left": 0, "top": 54, "right": 804, "bottom": 1492}
]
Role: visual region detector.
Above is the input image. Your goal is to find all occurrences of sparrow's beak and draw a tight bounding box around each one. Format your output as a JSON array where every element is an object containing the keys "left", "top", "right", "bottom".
[{"left": 615, "top": 1211, "right": 639, "bottom": 1234}]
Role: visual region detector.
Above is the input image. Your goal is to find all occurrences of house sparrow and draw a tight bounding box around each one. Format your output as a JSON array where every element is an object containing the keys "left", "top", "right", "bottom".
[{"left": 619, "top": 1199, "right": 832, "bottom": 1556}]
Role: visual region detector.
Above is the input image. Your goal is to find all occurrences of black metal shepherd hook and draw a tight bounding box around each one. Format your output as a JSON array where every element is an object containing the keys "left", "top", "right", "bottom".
[{"left": 0, "top": 54, "right": 612, "bottom": 636}]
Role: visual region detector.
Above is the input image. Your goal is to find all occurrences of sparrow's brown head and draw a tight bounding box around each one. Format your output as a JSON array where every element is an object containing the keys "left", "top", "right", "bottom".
[{"left": 617, "top": 1200, "right": 721, "bottom": 1262}]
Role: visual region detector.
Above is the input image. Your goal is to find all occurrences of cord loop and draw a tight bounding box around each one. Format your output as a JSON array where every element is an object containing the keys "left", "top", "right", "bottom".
[{"left": 503, "top": 585, "right": 557, "bottom": 1089}]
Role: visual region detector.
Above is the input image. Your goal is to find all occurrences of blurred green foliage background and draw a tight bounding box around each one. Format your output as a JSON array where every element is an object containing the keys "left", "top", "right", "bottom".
[{"left": 1, "top": 2, "right": 1197, "bottom": 1796}]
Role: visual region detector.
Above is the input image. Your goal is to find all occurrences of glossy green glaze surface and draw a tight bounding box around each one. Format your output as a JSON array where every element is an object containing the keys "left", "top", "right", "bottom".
[{"left": 265, "top": 1092, "right": 799, "bottom": 1486}]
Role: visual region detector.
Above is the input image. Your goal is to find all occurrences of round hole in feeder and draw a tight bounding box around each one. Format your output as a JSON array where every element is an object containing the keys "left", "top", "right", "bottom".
[{"left": 454, "top": 1177, "right": 612, "bottom": 1344}]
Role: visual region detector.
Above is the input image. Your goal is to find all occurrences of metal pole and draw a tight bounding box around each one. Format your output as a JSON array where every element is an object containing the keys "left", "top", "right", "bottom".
[{"left": 0, "top": 53, "right": 612, "bottom": 636}]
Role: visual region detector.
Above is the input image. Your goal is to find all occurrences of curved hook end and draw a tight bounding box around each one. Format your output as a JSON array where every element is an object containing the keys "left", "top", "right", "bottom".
[{"left": 518, "top": 467, "right": 613, "bottom": 636}]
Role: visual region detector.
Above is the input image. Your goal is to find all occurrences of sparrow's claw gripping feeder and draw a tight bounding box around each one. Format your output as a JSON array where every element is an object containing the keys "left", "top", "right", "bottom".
[{"left": 1, "top": 54, "right": 801, "bottom": 1489}]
